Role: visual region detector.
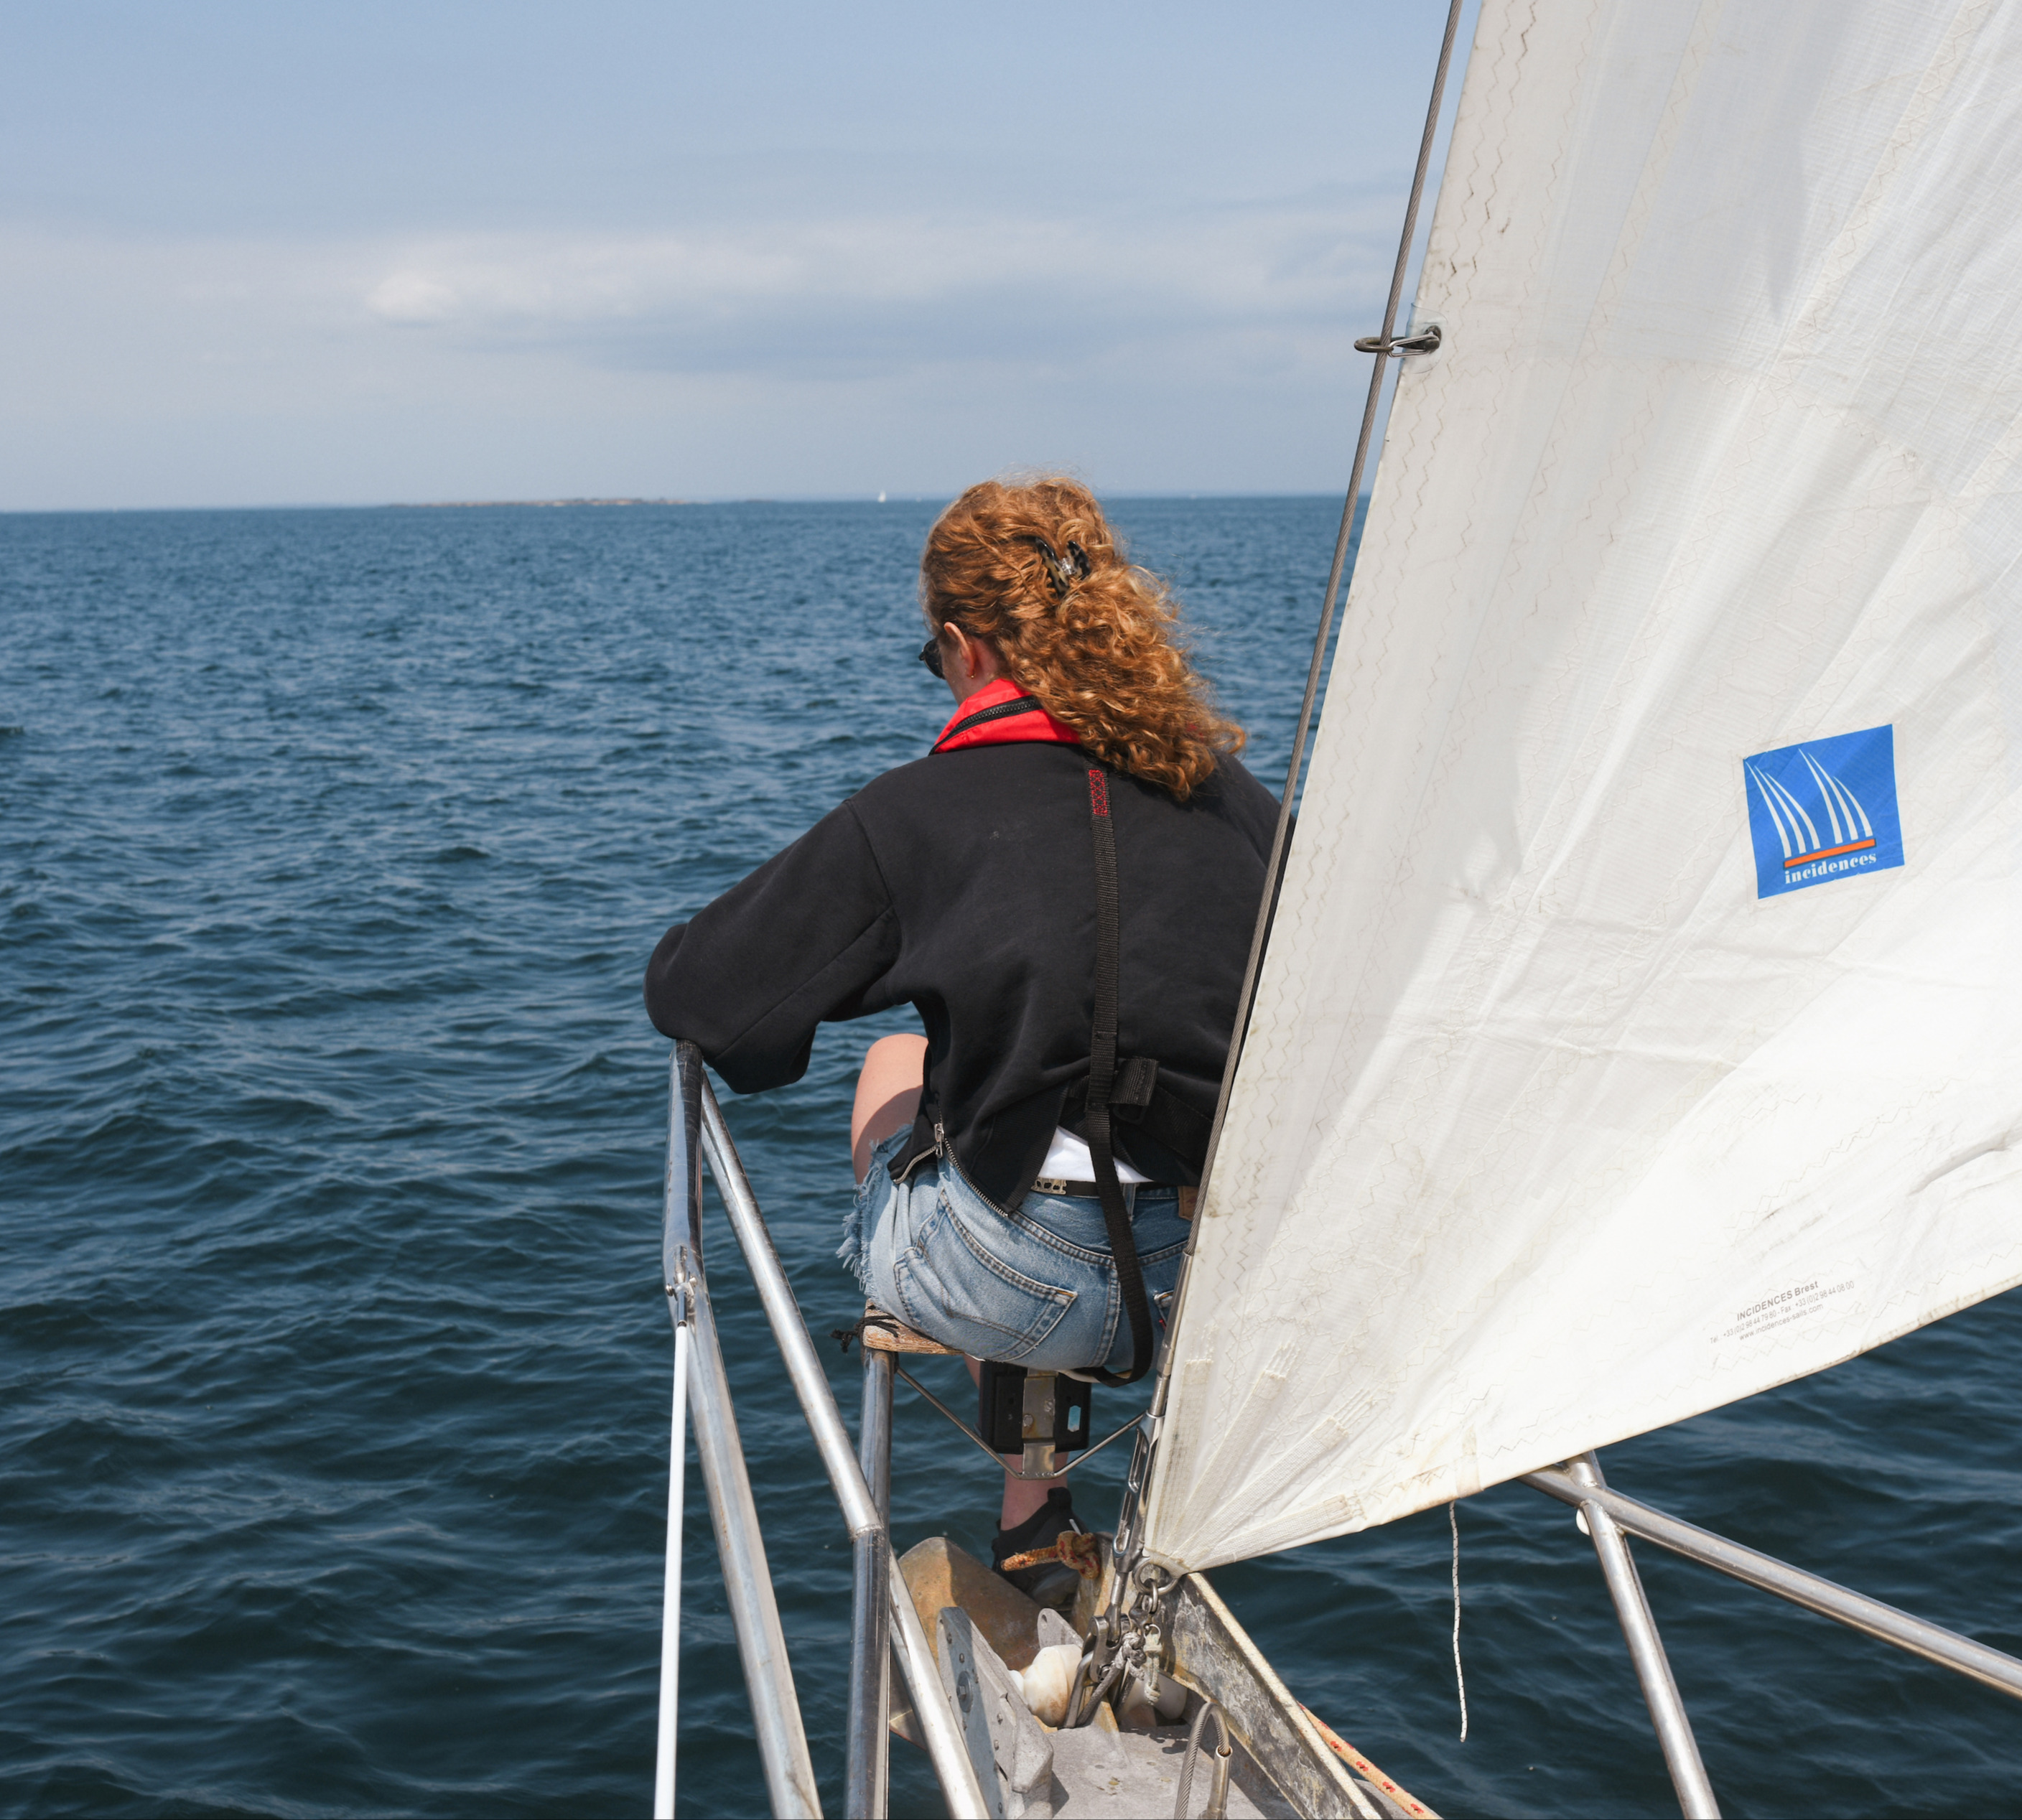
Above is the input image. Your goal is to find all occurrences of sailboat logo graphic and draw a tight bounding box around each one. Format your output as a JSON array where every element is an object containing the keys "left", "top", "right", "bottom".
[
  {"left": 1742, "top": 724, "right": 1904, "bottom": 898},
  {"left": 1749, "top": 755, "right": 1876, "bottom": 866}
]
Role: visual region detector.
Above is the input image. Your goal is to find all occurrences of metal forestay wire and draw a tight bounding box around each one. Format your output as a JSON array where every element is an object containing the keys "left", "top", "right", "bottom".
[{"left": 1119, "top": 0, "right": 1471, "bottom": 1556}]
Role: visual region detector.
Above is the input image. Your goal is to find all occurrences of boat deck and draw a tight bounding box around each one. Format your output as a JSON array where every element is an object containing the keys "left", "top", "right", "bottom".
[
  {"left": 1049, "top": 1720, "right": 1295, "bottom": 1818},
  {"left": 894, "top": 1532, "right": 1431, "bottom": 1820}
]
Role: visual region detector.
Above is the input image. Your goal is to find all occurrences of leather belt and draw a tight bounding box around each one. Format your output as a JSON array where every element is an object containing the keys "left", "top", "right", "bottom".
[{"left": 1031, "top": 1177, "right": 1177, "bottom": 1199}]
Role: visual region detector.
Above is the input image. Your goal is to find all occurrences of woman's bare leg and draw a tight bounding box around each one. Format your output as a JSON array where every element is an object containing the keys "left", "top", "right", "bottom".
[
  {"left": 966, "top": 1356, "right": 1068, "bottom": 1530},
  {"left": 852, "top": 1033, "right": 927, "bottom": 1182}
]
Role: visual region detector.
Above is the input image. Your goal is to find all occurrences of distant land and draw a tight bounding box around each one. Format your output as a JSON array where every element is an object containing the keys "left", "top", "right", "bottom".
[
  {"left": 0, "top": 490, "right": 1359, "bottom": 515},
  {"left": 389, "top": 497, "right": 690, "bottom": 508}
]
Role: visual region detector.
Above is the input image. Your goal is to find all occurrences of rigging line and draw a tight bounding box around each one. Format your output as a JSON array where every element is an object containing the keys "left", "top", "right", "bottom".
[
  {"left": 1123, "top": 0, "right": 1471, "bottom": 1518},
  {"left": 1450, "top": 1501, "right": 1468, "bottom": 1742}
]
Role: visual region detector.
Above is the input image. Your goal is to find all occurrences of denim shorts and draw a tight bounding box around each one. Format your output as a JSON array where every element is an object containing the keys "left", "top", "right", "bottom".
[{"left": 840, "top": 1128, "right": 1191, "bottom": 1374}]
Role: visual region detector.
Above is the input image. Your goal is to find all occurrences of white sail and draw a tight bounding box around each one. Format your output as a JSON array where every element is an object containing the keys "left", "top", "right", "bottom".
[{"left": 1142, "top": 0, "right": 2022, "bottom": 1575}]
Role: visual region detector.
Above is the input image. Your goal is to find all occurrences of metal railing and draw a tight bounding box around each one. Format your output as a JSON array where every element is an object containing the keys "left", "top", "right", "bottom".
[
  {"left": 1550, "top": 1455, "right": 1718, "bottom": 1817},
  {"left": 1519, "top": 1450, "right": 2022, "bottom": 1818},
  {"left": 1525, "top": 1460, "right": 2022, "bottom": 1701},
  {"left": 849, "top": 1347, "right": 895, "bottom": 1819},
  {"left": 696, "top": 1069, "right": 990, "bottom": 1819},
  {"left": 656, "top": 1043, "right": 819, "bottom": 1819},
  {"left": 654, "top": 1042, "right": 991, "bottom": 1820}
]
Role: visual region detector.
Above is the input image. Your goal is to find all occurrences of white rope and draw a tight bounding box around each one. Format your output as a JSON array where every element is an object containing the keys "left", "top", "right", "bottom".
[{"left": 1449, "top": 1500, "right": 1468, "bottom": 1742}]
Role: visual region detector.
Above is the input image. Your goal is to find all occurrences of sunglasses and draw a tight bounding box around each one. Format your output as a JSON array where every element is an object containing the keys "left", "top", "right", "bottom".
[{"left": 916, "top": 629, "right": 955, "bottom": 681}]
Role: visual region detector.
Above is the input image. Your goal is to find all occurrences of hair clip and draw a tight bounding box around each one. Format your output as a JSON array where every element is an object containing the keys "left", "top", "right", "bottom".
[{"left": 1028, "top": 537, "right": 1092, "bottom": 599}]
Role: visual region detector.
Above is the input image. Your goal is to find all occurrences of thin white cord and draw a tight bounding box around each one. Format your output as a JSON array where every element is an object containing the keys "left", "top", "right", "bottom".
[{"left": 1449, "top": 1500, "right": 1468, "bottom": 1742}]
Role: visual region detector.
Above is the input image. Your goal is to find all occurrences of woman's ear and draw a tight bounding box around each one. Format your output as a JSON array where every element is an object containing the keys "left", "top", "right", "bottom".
[{"left": 942, "top": 624, "right": 1004, "bottom": 699}]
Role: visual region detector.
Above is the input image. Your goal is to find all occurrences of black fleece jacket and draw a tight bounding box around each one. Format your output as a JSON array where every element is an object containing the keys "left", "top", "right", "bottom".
[{"left": 644, "top": 742, "right": 1280, "bottom": 1210}]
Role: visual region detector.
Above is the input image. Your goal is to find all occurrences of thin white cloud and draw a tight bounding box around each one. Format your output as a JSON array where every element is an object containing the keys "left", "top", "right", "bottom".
[
  {"left": 0, "top": 193, "right": 1402, "bottom": 506},
  {"left": 366, "top": 272, "right": 462, "bottom": 325},
  {"left": 351, "top": 196, "right": 1397, "bottom": 368}
]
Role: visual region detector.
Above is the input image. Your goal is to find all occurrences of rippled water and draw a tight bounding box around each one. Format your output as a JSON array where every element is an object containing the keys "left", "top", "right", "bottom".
[{"left": 4, "top": 499, "right": 2018, "bottom": 1819}]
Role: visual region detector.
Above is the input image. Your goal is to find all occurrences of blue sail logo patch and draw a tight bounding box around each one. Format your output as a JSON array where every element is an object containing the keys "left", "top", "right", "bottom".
[{"left": 1743, "top": 724, "right": 1904, "bottom": 897}]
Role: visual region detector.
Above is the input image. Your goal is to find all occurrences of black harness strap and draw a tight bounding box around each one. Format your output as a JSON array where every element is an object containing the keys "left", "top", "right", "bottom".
[
  {"left": 1059, "top": 1060, "right": 1210, "bottom": 1170},
  {"left": 1084, "top": 765, "right": 1155, "bottom": 1386}
]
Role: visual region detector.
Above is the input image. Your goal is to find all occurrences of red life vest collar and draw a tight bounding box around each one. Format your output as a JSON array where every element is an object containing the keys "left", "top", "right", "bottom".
[{"left": 930, "top": 676, "right": 1081, "bottom": 755}]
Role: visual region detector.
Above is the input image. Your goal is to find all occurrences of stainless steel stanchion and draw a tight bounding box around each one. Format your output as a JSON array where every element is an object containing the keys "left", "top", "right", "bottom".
[
  {"left": 699, "top": 1073, "right": 990, "bottom": 1820},
  {"left": 658, "top": 1045, "right": 821, "bottom": 1819},
  {"left": 845, "top": 1349, "right": 896, "bottom": 1819},
  {"left": 686, "top": 1223, "right": 823, "bottom": 1816},
  {"left": 1562, "top": 1454, "right": 1718, "bottom": 1819},
  {"left": 1524, "top": 1460, "right": 2022, "bottom": 1700}
]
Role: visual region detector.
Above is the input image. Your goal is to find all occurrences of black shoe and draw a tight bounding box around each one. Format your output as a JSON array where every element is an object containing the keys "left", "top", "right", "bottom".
[{"left": 991, "top": 1486, "right": 1086, "bottom": 1610}]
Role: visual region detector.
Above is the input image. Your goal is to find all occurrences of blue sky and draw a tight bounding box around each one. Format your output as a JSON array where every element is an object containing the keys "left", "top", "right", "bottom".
[{"left": 0, "top": 2, "right": 1466, "bottom": 509}]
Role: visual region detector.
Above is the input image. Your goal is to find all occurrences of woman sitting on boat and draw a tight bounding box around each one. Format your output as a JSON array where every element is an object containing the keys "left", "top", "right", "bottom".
[{"left": 644, "top": 475, "right": 1276, "bottom": 1599}]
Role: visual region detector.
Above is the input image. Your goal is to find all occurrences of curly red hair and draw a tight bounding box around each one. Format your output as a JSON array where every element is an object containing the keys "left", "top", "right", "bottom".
[{"left": 921, "top": 477, "right": 1244, "bottom": 798}]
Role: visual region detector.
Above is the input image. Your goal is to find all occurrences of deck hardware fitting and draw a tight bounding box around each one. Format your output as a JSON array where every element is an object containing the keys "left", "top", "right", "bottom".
[
  {"left": 1352, "top": 324, "right": 1443, "bottom": 357},
  {"left": 889, "top": 1358, "right": 1145, "bottom": 1478},
  {"left": 1174, "top": 1698, "right": 1234, "bottom": 1820}
]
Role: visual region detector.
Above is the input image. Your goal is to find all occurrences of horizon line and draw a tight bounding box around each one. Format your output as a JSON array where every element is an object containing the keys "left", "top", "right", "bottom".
[{"left": 1, "top": 487, "right": 1368, "bottom": 517}]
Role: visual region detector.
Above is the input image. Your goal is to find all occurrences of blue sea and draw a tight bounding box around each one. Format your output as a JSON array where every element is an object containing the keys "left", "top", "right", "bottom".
[{"left": 4, "top": 498, "right": 2019, "bottom": 1819}]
